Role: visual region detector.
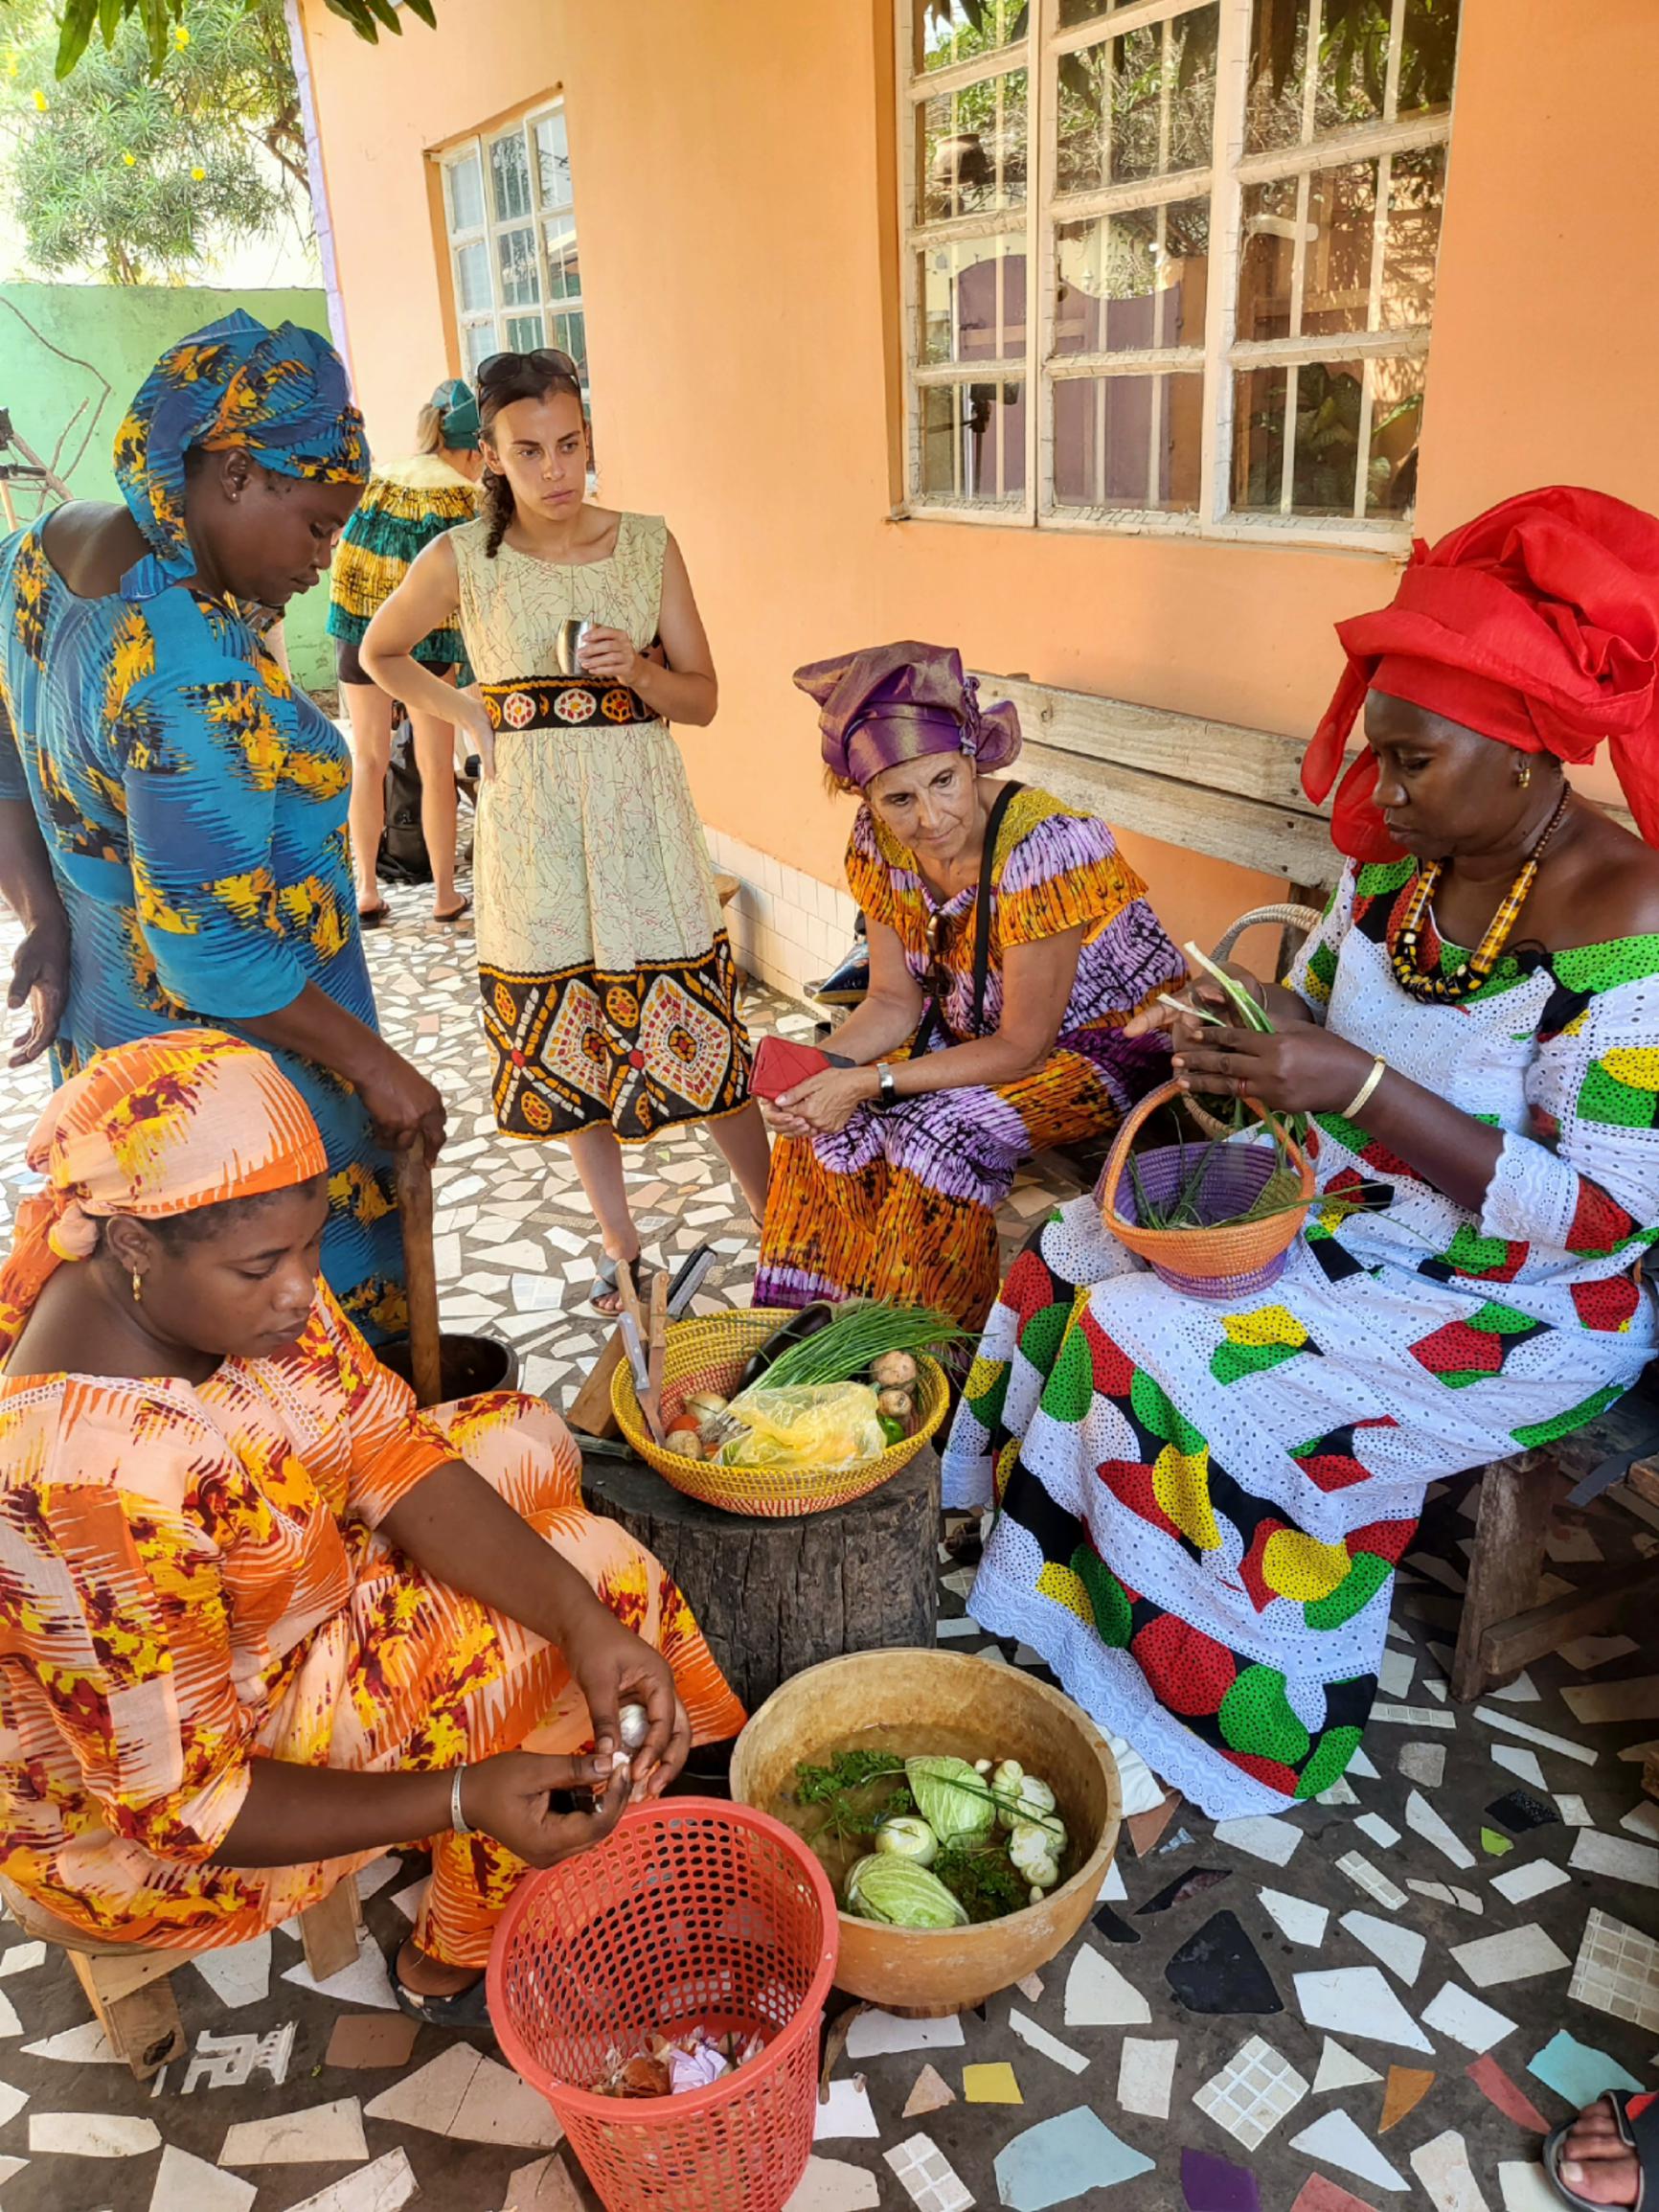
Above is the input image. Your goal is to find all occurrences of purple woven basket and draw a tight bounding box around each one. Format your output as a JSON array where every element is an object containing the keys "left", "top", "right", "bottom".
[{"left": 1113, "top": 1140, "right": 1293, "bottom": 1300}]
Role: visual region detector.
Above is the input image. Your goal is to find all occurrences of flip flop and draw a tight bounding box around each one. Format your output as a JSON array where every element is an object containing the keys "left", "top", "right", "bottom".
[
  {"left": 592, "top": 1252, "right": 646, "bottom": 1317},
  {"left": 1545, "top": 2090, "right": 1659, "bottom": 2210},
  {"left": 391, "top": 1958, "right": 492, "bottom": 2033},
  {"left": 357, "top": 903, "right": 389, "bottom": 930},
  {"left": 432, "top": 896, "right": 471, "bottom": 924}
]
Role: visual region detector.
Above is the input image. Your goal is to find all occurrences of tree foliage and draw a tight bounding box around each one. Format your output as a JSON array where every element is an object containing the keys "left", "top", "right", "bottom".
[
  {"left": 2, "top": 0, "right": 312, "bottom": 282},
  {"left": 13, "top": 0, "right": 433, "bottom": 82}
]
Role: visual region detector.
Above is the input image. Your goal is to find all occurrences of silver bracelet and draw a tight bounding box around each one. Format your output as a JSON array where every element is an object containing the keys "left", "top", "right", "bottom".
[
  {"left": 450, "top": 1765, "right": 472, "bottom": 1838},
  {"left": 1340, "top": 1056, "right": 1388, "bottom": 1122}
]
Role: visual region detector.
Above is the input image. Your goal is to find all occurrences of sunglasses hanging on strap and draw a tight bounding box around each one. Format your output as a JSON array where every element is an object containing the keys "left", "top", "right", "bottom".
[{"left": 911, "top": 779, "right": 1023, "bottom": 1060}]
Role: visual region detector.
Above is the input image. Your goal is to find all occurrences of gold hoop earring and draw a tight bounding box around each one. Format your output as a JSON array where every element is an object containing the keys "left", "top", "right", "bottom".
[
  {"left": 130, "top": 1269, "right": 144, "bottom": 1305},
  {"left": 1517, "top": 760, "right": 1533, "bottom": 788}
]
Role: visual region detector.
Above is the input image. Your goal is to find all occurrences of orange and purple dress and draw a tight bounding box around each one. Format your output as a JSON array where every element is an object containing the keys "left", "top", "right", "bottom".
[{"left": 756, "top": 787, "right": 1181, "bottom": 1331}]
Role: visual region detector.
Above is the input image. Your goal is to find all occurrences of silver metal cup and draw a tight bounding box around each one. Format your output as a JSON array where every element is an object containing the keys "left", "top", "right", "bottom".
[{"left": 553, "top": 618, "right": 595, "bottom": 676}]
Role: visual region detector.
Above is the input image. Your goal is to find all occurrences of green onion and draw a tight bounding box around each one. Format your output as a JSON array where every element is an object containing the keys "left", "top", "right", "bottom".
[
  {"left": 1182, "top": 941, "right": 1277, "bottom": 1033},
  {"left": 763, "top": 1299, "right": 967, "bottom": 1389}
]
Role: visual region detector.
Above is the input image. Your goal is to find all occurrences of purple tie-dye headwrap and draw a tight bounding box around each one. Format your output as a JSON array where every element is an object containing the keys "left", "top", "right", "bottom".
[{"left": 795, "top": 641, "right": 1022, "bottom": 788}]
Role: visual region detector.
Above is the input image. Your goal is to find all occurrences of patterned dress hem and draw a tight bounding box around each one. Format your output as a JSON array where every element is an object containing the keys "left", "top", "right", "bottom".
[
  {"left": 480, "top": 935, "right": 752, "bottom": 1143},
  {"left": 960, "top": 1567, "right": 1293, "bottom": 1820}
]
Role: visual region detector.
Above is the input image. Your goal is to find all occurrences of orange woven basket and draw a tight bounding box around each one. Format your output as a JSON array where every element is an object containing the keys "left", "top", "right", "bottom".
[
  {"left": 1099, "top": 1079, "right": 1315, "bottom": 1300},
  {"left": 610, "top": 1310, "right": 950, "bottom": 1518}
]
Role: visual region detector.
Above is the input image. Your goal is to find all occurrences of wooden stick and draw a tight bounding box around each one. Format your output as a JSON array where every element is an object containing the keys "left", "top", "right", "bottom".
[
  {"left": 614, "top": 1261, "right": 664, "bottom": 1443},
  {"left": 567, "top": 1334, "right": 626, "bottom": 1439},
  {"left": 395, "top": 1144, "right": 444, "bottom": 1409},
  {"left": 646, "top": 1270, "right": 668, "bottom": 1440},
  {"left": 616, "top": 1257, "right": 647, "bottom": 1344}
]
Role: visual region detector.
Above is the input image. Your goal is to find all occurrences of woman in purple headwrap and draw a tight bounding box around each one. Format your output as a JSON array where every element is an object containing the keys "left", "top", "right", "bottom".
[{"left": 754, "top": 641, "right": 1182, "bottom": 1331}]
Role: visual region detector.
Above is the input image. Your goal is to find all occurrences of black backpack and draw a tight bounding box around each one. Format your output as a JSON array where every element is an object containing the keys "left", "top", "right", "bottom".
[{"left": 378, "top": 718, "right": 431, "bottom": 883}]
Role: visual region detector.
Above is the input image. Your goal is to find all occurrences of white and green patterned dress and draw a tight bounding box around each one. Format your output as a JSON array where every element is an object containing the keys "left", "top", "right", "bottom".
[{"left": 942, "top": 856, "right": 1659, "bottom": 1819}]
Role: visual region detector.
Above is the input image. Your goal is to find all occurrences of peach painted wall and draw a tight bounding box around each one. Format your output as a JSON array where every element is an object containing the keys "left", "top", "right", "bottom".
[{"left": 295, "top": 0, "right": 1659, "bottom": 949}]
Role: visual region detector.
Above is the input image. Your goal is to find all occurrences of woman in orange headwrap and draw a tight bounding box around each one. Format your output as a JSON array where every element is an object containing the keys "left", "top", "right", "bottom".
[
  {"left": 944, "top": 487, "right": 1659, "bottom": 1822},
  {"left": 0, "top": 1030, "right": 742, "bottom": 2027}
]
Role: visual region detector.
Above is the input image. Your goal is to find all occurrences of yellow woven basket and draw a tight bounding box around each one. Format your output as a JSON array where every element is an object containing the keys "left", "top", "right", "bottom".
[{"left": 609, "top": 1309, "right": 950, "bottom": 1518}]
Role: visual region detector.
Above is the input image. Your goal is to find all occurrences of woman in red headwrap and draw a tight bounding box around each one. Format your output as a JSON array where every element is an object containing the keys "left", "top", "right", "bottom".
[
  {"left": 944, "top": 489, "right": 1659, "bottom": 1822},
  {"left": 754, "top": 642, "right": 1183, "bottom": 1331}
]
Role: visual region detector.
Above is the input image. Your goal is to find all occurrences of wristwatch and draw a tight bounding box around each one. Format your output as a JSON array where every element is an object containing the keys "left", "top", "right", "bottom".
[{"left": 874, "top": 1063, "right": 898, "bottom": 1108}]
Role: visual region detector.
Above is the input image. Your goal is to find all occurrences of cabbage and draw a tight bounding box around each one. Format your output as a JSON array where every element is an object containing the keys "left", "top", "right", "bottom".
[
  {"left": 905, "top": 1755, "right": 996, "bottom": 1845},
  {"left": 875, "top": 1815, "right": 939, "bottom": 1865},
  {"left": 843, "top": 1853, "right": 968, "bottom": 1928}
]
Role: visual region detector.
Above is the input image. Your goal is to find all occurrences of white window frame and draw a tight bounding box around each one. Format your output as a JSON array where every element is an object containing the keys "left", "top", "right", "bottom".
[
  {"left": 436, "top": 100, "right": 591, "bottom": 400},
  {"left": 896, "top": 0, "right": 1458, "bottom": 550}
]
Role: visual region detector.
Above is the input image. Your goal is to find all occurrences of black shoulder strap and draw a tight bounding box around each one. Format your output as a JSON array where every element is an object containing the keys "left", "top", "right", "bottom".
[
  {"left": 912, "top": 779, "right": 1023, "bottom": 1058},
  {"left": 968, "top": 779, "right": 1023, "bottom": 1037}
]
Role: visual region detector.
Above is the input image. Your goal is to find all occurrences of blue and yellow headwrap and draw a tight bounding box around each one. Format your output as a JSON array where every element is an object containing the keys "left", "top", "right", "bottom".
[{"left": 113, "top": 309, "right": 370, "bottom": 601}]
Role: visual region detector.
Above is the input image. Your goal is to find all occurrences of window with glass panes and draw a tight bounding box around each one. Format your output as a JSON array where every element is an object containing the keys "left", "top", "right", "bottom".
[
  {"left": 898, "top": 0, "right": 1460, "bottom": 542},
  {"left": 439, "top": 103, "right": 589, "bottom": 397}
]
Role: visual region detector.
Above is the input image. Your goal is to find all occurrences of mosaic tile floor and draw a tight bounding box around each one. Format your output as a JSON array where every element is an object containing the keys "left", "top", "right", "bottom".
[{"left": 0, "top": 877, "right": 1655, "bottom": 2212}]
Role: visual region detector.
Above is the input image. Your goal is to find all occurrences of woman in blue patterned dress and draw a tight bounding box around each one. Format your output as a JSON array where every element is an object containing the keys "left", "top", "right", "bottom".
[{"left": 0, "top": 312, "right": 443, "bottom": 1337}]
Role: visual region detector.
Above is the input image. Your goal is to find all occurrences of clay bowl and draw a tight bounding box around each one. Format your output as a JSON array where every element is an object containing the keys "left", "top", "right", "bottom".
[{"left": 730, "top": 1649, "right": 1122, "bottom": 2016}]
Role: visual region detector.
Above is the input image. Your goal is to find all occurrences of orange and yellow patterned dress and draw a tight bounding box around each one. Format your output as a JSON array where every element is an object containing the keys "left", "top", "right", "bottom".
[{"left": 0, "top": 1285, "right": 743, "bottom": 1970}]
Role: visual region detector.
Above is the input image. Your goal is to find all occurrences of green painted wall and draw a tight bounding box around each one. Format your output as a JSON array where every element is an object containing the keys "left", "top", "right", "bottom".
[{"left": 2, "top": 282, "right": 339, "bottom": 690}]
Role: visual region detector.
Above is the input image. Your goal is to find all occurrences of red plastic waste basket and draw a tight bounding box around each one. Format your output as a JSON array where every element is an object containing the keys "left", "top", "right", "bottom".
[{"left": 488, "top": 1796, "right": 840, "bottom": 2212}]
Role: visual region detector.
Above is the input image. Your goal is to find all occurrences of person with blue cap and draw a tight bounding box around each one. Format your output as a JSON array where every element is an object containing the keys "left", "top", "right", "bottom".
[{"left": 329, "top": 376, "right": 484, "bottom": 927}]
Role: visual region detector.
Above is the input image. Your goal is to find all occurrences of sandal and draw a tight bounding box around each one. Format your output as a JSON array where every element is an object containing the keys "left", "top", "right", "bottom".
[
  {"left": 357, "top": 902, "right": 389, "bottom": 929},
  {"left": 1545, "top": 2091, "right": 1659, "bottom": 2210},
  {"left": 432, "top": 895, "right": 471, "bottom": 924},
  {"left": 592, "top": 1251, "right": 646, "bottom": 1318},
  {"left": 392, "top": 1957, "right": 492, "bottom": 2033}
]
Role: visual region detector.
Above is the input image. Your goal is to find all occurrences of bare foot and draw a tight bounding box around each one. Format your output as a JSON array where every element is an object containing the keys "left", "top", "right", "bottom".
[
  {"left": 396, "top": 1935, "right": 482, "bottom": 2000},
  {"left": 1557, "top": 2098, "right": 1641, "bottom": 2206}
]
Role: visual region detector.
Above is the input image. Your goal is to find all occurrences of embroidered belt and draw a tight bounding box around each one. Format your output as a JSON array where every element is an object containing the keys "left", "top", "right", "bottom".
[{"left": 480, "top": 676, "right": 654, "bottom": 732}]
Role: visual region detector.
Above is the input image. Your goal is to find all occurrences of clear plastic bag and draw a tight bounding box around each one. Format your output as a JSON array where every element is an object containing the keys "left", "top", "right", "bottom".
[{"left": 718, "top": 1382, "right": 884, "bottom": 1471}]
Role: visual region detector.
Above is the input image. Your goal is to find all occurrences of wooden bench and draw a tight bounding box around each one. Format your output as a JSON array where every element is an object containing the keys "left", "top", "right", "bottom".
[
  {"left": 968, "top": 669, "right": 1639, "bottom": 890},
  {"left": 0, "top": 1874, "right": 364, "bottom": 2081},
  {"left": 1449, "top": 1391, "right": 1659, "bottom": 1702}
]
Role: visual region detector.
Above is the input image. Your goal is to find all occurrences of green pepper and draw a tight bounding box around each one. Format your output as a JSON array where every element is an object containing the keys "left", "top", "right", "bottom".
[{"left": 878, "top": 1413, "right": 908, "bottom": 1448}]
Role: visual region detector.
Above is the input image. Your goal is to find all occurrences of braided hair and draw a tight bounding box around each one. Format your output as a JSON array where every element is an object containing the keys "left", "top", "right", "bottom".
[{"left": 477, "top": 350, "right": 586, "bottom": 560}]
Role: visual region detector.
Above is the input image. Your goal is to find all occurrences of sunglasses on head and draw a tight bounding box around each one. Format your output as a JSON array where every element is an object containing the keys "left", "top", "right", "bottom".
[{"left": 476, "top": 347, "right": 581, "bottom": 389}]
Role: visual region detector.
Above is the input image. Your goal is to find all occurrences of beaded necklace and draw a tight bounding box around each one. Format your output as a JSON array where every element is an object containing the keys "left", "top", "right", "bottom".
[{"left": 1388, "top": 789, "right": 1569, "bottom": 1004}]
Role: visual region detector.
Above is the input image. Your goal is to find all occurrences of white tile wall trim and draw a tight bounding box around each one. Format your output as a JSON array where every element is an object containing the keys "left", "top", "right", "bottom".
[{"left": 704, "top": 825, "right": 859, "bottom": 1009}]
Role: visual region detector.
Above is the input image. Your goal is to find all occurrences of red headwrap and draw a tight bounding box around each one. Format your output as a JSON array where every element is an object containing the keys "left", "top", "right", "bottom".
[{"left": 1303, "top": 487, "right": 1659, "bottom": 860}]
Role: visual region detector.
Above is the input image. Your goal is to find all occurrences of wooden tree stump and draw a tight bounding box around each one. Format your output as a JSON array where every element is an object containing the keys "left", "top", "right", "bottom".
[{"left": 582, "top": 1449, "right": 941, "bottom": 1715}]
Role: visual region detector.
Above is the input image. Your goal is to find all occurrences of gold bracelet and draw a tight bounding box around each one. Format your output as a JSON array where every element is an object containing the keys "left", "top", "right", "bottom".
[{"left": 1340, "top": 1056, "right": 1388, "bottom": 1122}]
